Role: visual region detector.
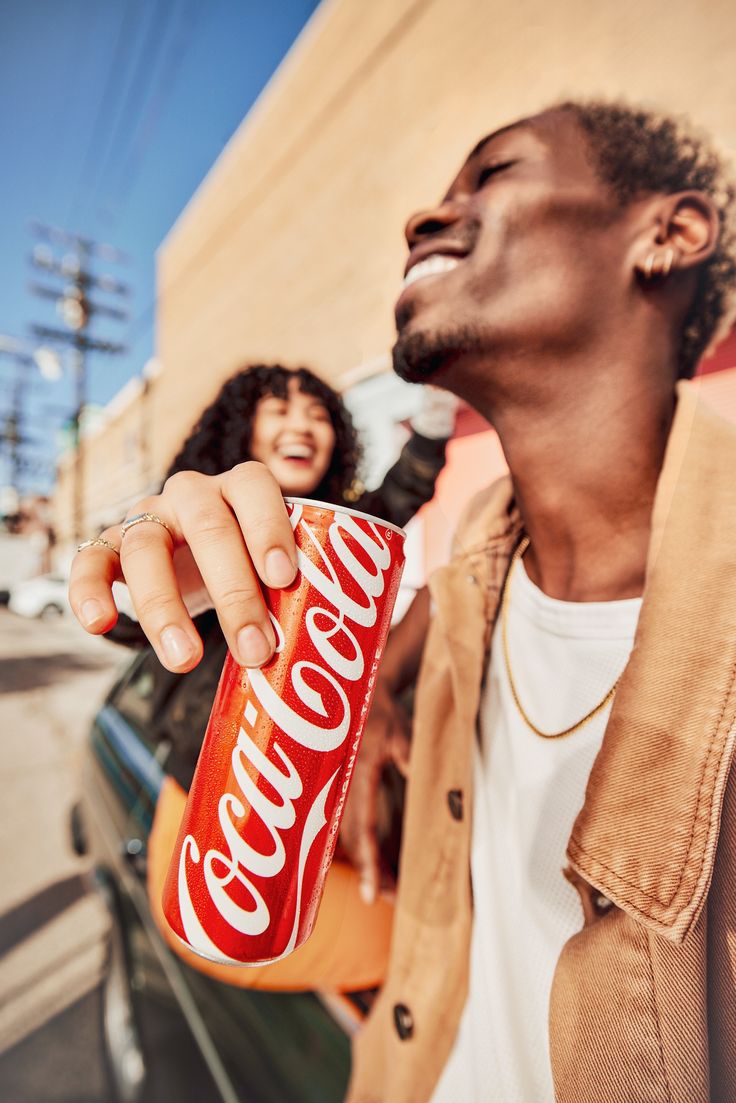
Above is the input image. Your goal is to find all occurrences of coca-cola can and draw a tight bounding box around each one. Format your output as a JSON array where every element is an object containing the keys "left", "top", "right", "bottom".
[{"left": 162, "top": 498, "right": 405, "bottom": 965}]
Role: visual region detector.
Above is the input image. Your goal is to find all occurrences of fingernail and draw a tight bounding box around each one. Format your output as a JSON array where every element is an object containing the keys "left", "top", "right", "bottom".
[
  {"left": 237, "top": 624, "right": 273, "bottom": 667},
  {"left": 160, "top": 625, "right": 196, "bottom": 667},
  {"left": 81, "top": 599, "right": 105, "bottom": 628},
  {"left": 265, "top": 548, "right": 296, "bottom": 588},
  {"left": 359, "top": 878, "right": 376, "bottom": 906}
]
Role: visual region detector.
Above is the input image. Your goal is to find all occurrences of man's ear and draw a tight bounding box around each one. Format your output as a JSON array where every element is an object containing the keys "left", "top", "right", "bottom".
[
  {"left": 663, "top": 192, "right": 720, "bottom": 269},
  {"left": 635, "top": 192, "right": 719, "bottom": 280}
]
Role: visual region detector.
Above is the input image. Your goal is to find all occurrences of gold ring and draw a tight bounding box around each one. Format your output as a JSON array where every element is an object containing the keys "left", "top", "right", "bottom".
[
  {"left": 121, "top": 511, "right": 173, "bottom": 538},
  {"left": 77, "top": 537, "right": 120, "bottom": 556}
]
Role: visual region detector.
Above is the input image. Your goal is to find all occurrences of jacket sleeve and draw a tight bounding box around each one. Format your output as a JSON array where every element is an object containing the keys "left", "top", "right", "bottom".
[{"left": 356, "top": 431, "right": 448, "bottom": 529}]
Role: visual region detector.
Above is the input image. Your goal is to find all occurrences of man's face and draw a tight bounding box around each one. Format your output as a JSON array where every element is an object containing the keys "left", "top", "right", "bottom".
[{"left": 393, "top": 109, "right": 630, "bottom": 388}]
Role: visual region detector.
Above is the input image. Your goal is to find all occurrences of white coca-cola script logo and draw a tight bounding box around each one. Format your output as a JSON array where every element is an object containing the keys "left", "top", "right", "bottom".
[{"left": 177, "top": 505, "right": 395, "bottom": 961}]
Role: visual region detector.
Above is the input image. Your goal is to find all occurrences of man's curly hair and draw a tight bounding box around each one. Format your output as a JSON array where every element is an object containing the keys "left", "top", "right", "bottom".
[
  {"left": 165, "top": 364, "right": 361, "bottom": 504},
  {"left": 558, "top": 100, "right": 736, "bottom": 378}
]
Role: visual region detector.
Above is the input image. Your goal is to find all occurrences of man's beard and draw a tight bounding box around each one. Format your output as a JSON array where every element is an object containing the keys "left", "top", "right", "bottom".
[{"left": 392, "top": 324, "right": 484, "bottom": 385}]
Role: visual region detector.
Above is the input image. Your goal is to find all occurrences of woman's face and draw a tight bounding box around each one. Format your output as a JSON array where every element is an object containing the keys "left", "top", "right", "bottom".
[{"left": 250, "top": 376, "right": 337, "bottom": 496}]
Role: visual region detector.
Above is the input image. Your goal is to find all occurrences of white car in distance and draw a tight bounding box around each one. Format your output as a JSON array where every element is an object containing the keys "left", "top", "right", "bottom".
[{"left": 8, "top": 573, "right": 70, "bottom": 619}]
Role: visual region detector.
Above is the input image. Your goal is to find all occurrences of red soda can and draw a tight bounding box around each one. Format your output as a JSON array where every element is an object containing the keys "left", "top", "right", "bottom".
[{"left": 162, "top": 498, "right": 405, "bottom": 965}]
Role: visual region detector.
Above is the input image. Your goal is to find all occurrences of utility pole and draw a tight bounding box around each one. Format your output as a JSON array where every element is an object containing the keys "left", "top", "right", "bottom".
[
  {"left": 28, "top": 223, "right": 130, "bottom": 542},
  {"left": 6, "top": 353, "right": 29, "bottom": 496},
  {"left": 0, "top": 337, "right": 60, "bottom": 509}
]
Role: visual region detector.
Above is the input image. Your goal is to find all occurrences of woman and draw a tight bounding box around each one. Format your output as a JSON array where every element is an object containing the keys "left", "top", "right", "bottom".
[{"left": 73, "top": 361, "right": 453, "bottom": 993}]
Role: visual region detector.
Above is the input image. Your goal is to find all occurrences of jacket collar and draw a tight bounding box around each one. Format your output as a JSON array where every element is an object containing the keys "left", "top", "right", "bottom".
[
  {"left": 451, "top": 381, "right": 736, "bottom": 944},
  {"left": 567, "top": 380, "right": 736, "bottom": 942}
]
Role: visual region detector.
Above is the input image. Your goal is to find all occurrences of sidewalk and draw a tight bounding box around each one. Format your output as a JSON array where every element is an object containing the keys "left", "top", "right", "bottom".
[{"left": 0, "top": 610, "right": 127, "bottom": 1089}]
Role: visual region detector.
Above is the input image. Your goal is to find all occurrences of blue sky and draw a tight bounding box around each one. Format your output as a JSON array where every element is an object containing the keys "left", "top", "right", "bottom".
[{"left": 0, "top": 0, "right": 320, "bottom": 493}]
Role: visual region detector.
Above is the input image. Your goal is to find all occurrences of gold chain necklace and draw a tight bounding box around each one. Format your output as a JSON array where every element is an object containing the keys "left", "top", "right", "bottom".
[{"left": 500, "top": 536, "right": 619, "bottom": 739}]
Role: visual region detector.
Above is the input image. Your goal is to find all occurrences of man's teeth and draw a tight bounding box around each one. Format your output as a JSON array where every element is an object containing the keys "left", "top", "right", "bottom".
[{"left": 403, "top": 254, "right": 461, "bottom": 289}]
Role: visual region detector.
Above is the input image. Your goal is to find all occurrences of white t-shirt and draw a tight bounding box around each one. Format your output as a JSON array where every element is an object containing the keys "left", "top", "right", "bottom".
[{"left": 432, "top": 558, "right": 642, "bottom": 1103}]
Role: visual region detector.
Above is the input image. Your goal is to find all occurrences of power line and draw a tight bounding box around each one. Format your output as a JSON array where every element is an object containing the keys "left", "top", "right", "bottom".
[
  {"left": 67, "top": 1, "right": 141, "bottom": 229},
  {"left": 30, "top": 221, "right": 130, "bottom": 265},
  {"left": 64, "top": 2, "right": 196, "bottom": 357},
  {"left": 102, "top": 1, "right": 203, "bottom": 222},
  {"left": 121, "top": 0, "right": 434, "bottom": 359},
  {"left": 91, "top": 0, "right": 176, "bottom": 222},
  {"left": 28, "top": 226, "right": 130, "bottom": 539}
]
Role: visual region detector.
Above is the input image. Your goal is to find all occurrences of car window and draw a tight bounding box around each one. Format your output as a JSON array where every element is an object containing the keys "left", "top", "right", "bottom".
[{"left": 113, "top": 655, "right": 159, "bottom": 741}]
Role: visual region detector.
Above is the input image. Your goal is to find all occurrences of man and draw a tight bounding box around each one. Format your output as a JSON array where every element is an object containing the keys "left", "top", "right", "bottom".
[
  {"left": 345, "top": 101, "right": 736, "bottom": 1102},
  {"left": 70, "top": 101, "right": 736, "bottom": 1101}
]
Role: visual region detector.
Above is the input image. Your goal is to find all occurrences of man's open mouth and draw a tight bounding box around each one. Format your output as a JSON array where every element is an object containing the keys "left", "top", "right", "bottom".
[{"left": 402, "top": 253, "right": 462, "bottom": 290}]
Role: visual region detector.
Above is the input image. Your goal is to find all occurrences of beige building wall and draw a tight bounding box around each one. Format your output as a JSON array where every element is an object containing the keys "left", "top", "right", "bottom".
[{"left": 55, "top": 0, "right": 736, "bottom": 548}]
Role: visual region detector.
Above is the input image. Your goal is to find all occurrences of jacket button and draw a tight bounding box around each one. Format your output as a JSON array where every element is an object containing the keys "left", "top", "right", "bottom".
[
  {"left": 447, "top": 789, "right": 463, "bottom": 821},
  {"left": 393, "top": 1003, "right": 414, "bottom": 1040}
]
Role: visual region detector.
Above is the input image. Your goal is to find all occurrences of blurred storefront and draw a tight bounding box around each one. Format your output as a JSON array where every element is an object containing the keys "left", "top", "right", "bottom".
[
  {"left": 53, "top": 0, "right": 736, "bottom": 577},
  {"left": 0, "top": 494, "right": 55, "bottom": 586}
]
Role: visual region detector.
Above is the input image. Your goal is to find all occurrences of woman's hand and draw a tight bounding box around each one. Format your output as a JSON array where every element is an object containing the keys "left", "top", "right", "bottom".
[
  {"left": 68, "top": 462, "right": 298, "bottom": 672},
  {"left": 339, "top": 679, "right": 411, "bottom": 905}
]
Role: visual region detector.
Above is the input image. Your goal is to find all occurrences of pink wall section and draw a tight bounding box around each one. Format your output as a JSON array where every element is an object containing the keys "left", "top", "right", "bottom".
[{"left": 420, "top": 429, "right": 508, "bottom": 576}]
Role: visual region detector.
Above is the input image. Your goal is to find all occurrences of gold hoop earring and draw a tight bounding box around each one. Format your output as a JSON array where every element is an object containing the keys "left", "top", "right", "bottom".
[{"left": 660, "top": 247, "right": 675, "bottom": 278}]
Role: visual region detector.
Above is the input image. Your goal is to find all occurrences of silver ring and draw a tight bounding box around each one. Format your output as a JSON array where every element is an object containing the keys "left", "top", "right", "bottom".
[
  {"left": 77, "top": 537, "right": 120, "bottom": 556},
  {"left": 121, "top": 511, "right": 173, "bottom": 538}
]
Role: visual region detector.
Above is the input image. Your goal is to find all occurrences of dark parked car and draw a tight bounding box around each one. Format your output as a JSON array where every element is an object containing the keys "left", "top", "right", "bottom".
[{"left": 73, "top": 646, "right": 378, "bottom": 1103}]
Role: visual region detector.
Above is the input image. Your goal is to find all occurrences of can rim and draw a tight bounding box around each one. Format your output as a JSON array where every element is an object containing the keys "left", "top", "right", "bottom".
[
  {"left": 169, "top": 927, "right": 290, "bottom": 968},
  {"left": 284, "top": 497, "right": 406, "bottom": 540}
]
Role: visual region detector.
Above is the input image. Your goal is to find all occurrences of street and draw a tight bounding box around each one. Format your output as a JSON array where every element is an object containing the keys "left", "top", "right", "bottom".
[{"left": 0, "top": 607, "right": 126, "bottom": 1100}]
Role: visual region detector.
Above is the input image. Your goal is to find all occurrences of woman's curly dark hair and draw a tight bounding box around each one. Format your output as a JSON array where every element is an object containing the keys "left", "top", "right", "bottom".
[
  {"left": 165, "top": 364, "right": 362, "bottom": 504},
  {"left": 558, "top": 99, "right": 736, "bottom": 378}
]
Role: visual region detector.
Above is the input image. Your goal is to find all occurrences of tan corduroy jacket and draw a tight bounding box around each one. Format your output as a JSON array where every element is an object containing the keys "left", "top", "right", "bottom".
[{"left": 348, "top": 381, "right": 736, "bottom": 1103}]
